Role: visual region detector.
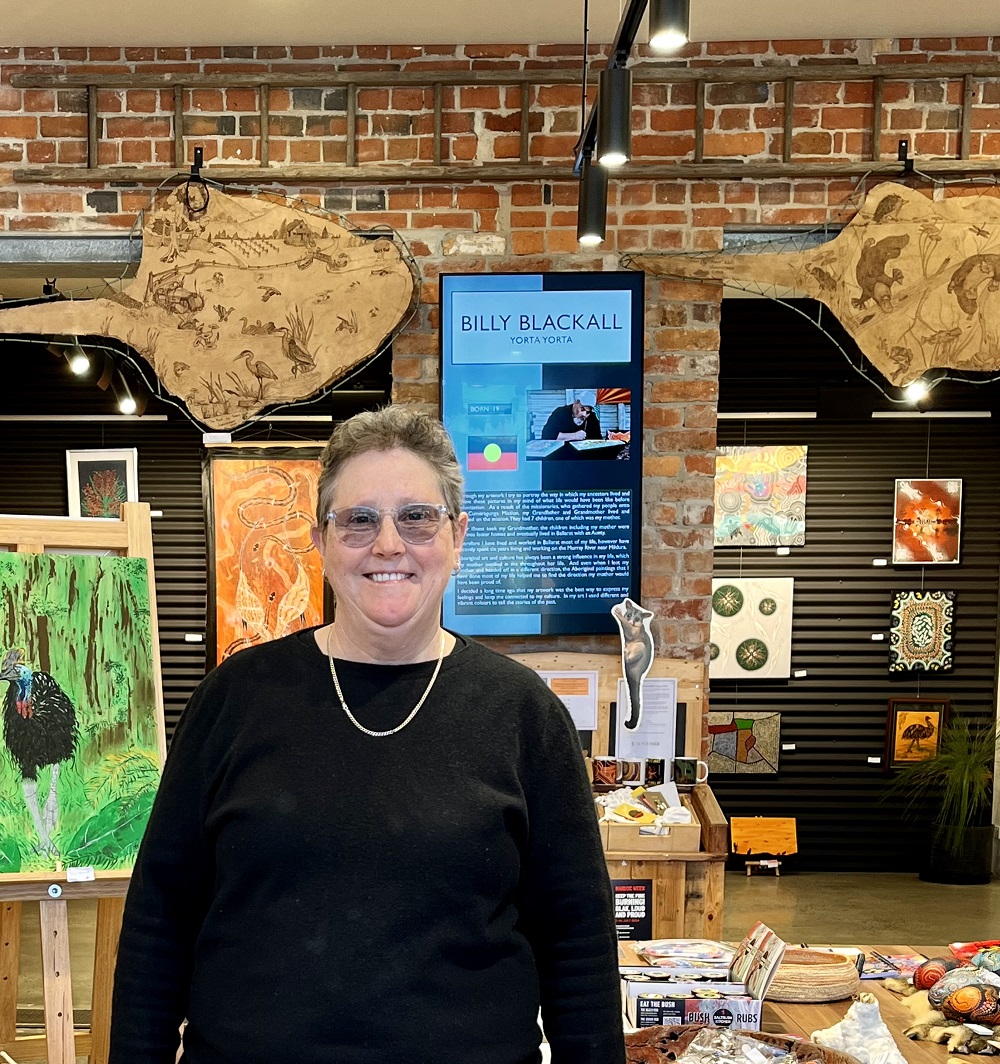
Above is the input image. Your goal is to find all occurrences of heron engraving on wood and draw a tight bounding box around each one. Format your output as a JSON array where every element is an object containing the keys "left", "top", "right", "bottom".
[
  {"left": 628, "top": 182, "right": 1000, "bottom": 388},
  {"left": 0, "top": 186, "right": 415, "bottom": 429}
]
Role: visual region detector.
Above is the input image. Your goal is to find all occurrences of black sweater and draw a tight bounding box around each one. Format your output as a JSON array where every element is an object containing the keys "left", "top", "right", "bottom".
[{"left": 109, "top": 630, "right": 625, "bottom": 1064}]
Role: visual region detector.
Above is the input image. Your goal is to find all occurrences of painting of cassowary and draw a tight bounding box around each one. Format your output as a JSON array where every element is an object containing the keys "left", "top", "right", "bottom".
[
  {"left": 0, "top": 553, "right": 163, "bottom": 876},
  {"left": 0, "top": 648, "right": 78, "bottom": 856}
]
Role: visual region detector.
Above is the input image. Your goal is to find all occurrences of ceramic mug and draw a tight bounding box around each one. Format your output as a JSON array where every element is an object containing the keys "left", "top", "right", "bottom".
[
  {"left": 592, "top": 757, "right": 618, "bottom": 789},
  {"left": 672, "top": 757, "right": 709, "bottom": 785}
]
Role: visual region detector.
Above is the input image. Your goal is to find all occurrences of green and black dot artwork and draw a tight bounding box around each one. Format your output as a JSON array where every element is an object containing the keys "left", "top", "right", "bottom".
[{"left": 709, "top": 577, "right": 794, "bottom": 680}]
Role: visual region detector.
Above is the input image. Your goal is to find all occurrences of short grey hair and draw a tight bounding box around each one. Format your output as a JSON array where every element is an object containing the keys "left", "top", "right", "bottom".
[{"left": 316, "top": 405, "right": 465, "bottom": 525}]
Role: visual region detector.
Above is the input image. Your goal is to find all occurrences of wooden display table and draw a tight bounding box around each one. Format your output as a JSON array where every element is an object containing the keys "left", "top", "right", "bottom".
[{"left": 762, "top": 943, "right": 946, "bottom": 1064}]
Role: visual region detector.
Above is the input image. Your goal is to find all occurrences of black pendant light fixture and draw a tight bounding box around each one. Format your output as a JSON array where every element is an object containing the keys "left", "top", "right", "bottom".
[
  {"left": 576, "top": 152, "right": 609, "bottom": 246},
  {"left": 649, "top": 0, "right": 690, "bottom": 52},
  {"left": 597, "top": 66, "right": 633, "bottom": 167}
]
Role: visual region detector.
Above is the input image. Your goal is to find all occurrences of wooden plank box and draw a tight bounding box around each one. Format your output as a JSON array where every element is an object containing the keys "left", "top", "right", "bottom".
[{"left": 600, "top": 796, "right": 702, "bottom": 854}]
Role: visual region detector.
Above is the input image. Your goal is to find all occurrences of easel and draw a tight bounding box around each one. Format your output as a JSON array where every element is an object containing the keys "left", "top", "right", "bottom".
[{"left": 0, "top": 504, "right": 166, "bottom": 1064}]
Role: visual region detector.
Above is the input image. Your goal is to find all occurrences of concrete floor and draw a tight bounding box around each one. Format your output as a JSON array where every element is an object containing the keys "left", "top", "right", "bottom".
[{"left": 10, "top": 873, "right": 1000, "bottom": 1018}]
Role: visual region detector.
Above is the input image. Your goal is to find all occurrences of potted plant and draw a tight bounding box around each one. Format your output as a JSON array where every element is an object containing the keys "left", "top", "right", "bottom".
[{"left": 886, "top": 716, "right": 998, "bottom": 885}]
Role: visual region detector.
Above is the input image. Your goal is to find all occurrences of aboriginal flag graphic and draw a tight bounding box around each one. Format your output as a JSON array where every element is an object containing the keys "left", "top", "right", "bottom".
[{"left": 467, "top": 436, "right": 518, "bottom": 471}]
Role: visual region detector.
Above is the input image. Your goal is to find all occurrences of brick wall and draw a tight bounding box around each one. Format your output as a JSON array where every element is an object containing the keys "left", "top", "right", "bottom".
[{"left": 0, "top": 37, "right": 997, "bottom": 663}]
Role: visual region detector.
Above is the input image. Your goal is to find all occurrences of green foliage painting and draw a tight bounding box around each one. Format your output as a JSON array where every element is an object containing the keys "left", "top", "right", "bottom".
[{"left": 0, "top": 553, "right": 161, "bottom": 875}]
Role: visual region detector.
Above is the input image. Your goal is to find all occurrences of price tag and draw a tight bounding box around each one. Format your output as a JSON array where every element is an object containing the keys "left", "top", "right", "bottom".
[{"left": 66, "top": 866, "right": 96, "bottom": 882}]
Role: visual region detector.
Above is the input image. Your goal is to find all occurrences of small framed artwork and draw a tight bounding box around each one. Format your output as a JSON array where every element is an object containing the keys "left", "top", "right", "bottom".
[
  {"left": 893, "top": 479, "right": 962, "bottom": 564},
  {"left": 885, "top": 698, "right": 950, "bottom": 770},
  {"left": 66, "top": 448, "right": 139, "bottom": 518}
]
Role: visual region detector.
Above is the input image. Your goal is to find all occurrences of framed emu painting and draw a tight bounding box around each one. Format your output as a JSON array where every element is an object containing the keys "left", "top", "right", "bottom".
[{"left": 886, "top": 698, "right": 950, "bottom": 770}]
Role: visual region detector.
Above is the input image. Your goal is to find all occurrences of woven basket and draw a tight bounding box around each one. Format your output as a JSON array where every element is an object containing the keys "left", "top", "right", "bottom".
[
  {"left": 625, "top": 1024, "right": 861, "bottom": 1064},
  {"left": 766, "top": 949, "right": 861, "bottom": 1004}
]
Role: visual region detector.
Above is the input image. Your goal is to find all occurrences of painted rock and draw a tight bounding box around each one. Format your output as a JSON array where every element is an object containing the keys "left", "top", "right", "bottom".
[
  {"left": 929, "top": 965, "right": 1000, "bottom": 1007},
  {"left": 942, "top": 984, "right": 1000, "bottom": 1025},
  {"left": 914, "top": 957, "right": 959, "bottom": 991},
  {"left": 973, "top": 948, "right": 1000, "bottom": 974}
]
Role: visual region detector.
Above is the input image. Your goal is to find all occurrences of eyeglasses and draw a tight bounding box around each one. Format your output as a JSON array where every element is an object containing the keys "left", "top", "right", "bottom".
[{"left": 325, "top": 503, "right": 453, "bottom": 546}]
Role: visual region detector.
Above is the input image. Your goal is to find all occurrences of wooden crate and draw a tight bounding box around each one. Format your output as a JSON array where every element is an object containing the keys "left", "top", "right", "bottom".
[
  {"left": 600, "top": 795, "right": 703, "bottom": 853},
  {"left": 605, "top": 785, "right": 728, "bottom": 939}
]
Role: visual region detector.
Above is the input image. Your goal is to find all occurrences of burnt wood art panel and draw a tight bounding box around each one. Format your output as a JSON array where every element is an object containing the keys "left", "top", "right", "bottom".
[
  {"left": 0, "top": 185, "right": 414, "bottom": 429},
  {"left": 631, "top": 182, "right": 1000, "bottom": 389}
]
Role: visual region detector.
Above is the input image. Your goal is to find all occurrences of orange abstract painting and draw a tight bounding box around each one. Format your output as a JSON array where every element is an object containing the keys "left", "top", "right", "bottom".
[{"left": 209, "top": 452, "right": 324, "bottom": 664}]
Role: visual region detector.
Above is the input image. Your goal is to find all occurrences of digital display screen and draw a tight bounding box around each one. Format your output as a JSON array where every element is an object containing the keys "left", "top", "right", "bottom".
[{"left": 440, "top": 272, "right": 644, "bottom": 635}]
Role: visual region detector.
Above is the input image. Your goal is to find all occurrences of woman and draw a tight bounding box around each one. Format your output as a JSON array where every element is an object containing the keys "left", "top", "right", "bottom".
[{"left": 110, "top": 405, "right": 625, "bottom": 1064}]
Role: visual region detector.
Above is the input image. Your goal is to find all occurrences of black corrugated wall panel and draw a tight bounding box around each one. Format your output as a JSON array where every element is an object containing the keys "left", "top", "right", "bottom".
[{"left": 713, "top": 299, "right": 1000, "bottom": 873}]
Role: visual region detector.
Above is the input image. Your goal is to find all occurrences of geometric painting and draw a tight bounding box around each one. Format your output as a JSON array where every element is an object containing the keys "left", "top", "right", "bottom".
[
  {"left": 0, "top": 553, "right": 162, "bottom": 874},
  {"left": 889, "top": 590, "right": 955, "bottom": 672},
  {"left": 893, "top": 479, "right": 962, "bottom": 564},
  {"left": 714, "top": 445, "right": 807, "bottom": 547},
  {"left": 207, "top": 448, "right": 325, "bottom": 664},
  {"left": 707, "top": 711, "right": 780, "bottom": 774},
  {"left": 709, "top": 577, "right": 794, "bottom": 680}
]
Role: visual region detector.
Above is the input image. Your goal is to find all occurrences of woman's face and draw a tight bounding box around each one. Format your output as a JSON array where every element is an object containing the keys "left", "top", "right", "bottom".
[{"left": 312, "top": 448, "right": 467, "bottom": 642}]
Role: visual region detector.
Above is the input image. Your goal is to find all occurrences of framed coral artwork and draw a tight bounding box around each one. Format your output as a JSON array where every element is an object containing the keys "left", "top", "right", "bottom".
[
  {"left": 893, "top": 479, "right": 962, "bottom": 564},
  {"left": 205, "top": 445, "right": 327, "bottom": 665},
  {"left": 66, "top": 448, "right": 139, "bottom": 518},
  {"left": 885, "top": 698, "right": 950, "bottom": 770}
]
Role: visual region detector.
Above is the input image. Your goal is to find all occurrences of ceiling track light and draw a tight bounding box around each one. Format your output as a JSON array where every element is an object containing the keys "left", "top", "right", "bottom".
[
  {"left": 903, "top": 378, "right": 931, "bottom": 403},
  {"left": 649, "top": 0, "right": 690, "bottom": 52},
  {"left": 597, "top": 65, "right": 632, "bottom": 168},
  {"left": 68, "top": 338, "right": 90, "bottom": 376},
  {"left": 577, "top": 153, "right": 609, "bottom": 246}
]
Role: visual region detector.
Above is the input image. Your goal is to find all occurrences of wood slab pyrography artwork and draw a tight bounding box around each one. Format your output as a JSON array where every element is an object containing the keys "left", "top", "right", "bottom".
[
  {"left": 0, "top": 185, "right": 414, "bottom": 429},
  {"left": 207, "top": 449, "right": 324, "bottom": 664},
  {"left": 629, "top": 182, "right": 1000, "bottom": 387}
]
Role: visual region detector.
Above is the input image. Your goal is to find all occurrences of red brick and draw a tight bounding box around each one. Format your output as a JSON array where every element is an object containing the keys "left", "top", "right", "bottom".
[
  {"left": 705, "top": 40, "right": 769, "bottom": 55},
  {"left": 633, "top": 133, "right": 696, "bottom": 157},
  {"left": 772, "top": 39, "right": 824, "bottom": 54},
  {"left": 702, "top": 131, "right": 765, "bottom": 156},
  {"left": 457, "top": 187, "right": 500, "bottom": 208},
  {"left": 56, "top": 140, "right": 86, "bottom": 163},
  {"left": 358, "top": 89, "right": 390, "bottom": 110},
  {"left": 918, "top": 38, "right": 954, "bottom": 51},
  {"left": 25, "top": 140, "right": 54, "bottom": 162},
  {"left": 889, "top": 107, "right": 925, "bottom": 130},
  {"left": 0, "top": 116, "right": 37, "bottom": 138},
  {"left": 391, "top": 88, "right": 431, "bottom": 110},
  {"left": 411, "top": 211, "right": 476, "bottom": 228},
  {"left": 649, "top": 108, "right": 697, "bottom": 132},
  {"left": 125, "top": 90, "right": 159, "bottom": 113},
  {"left": 21, "top": 191, "right": 84, "bottom": 213},
  {"left": 512, "top": 230, "right": 544, "bottom": 254},
  {"left": 717, "top": 107, "right": 751, "bottom": 130},
  {"left": 23, "top": 47, "right": 54, "bottom": 60},
  {"left": 528, "top": 134, "right": 577, "bottom": 158},
  {"left": 225, "top": 88, "right": 258, "bottom": 112},
  {"left": 818, "top": 106, "right": 869, "bottom": 129},
  {"left": 96, "top": 90, "right": 123, "bottom": 113},
  {"left": 511, "top": 183, "right": 542, "bottom": 206},
  {"left": 460, "top": 86, "right": 501, "bottom": 109},
  {"left": 22, "top": 89, "right": 54, "bottom": 112},
  {"left": 623, "top": 209, "right": 687, "bottom": 225},
  {"left": 914, "top": 131, "right": 951, "bottom": 154},
  {"left": 105, "top": 117, "right": 171, "bottom": 138},
  {"left": 791, "top": 130, "right": 833, "bottom": 154},
  {"left": 120, "top": 140, "right": 153, "bottom": 163},
  {"left": 795, "top": 82, "right": 842, "bottom": 105}
]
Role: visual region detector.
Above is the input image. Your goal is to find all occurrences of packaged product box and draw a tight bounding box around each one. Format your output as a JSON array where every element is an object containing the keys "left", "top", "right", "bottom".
[
  {"left": 621, "top": 922, "right": 786, "bottom": 1031},
  {"left": 631, "top": 993, "right": 762, "bottom": 1030}
]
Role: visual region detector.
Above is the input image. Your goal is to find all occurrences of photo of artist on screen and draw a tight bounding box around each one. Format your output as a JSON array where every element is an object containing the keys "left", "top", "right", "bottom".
[
  {"left": 526, "top": 388, "right": 631, "bottom": 460},
  {"left": 541, "top": 390, "right": 603, "bottom": 442}
]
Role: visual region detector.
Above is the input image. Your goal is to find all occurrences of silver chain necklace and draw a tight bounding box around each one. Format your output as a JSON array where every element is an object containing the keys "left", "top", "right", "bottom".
[{"left": 326, "top": 628, "right": 446, "bottom": 738}]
